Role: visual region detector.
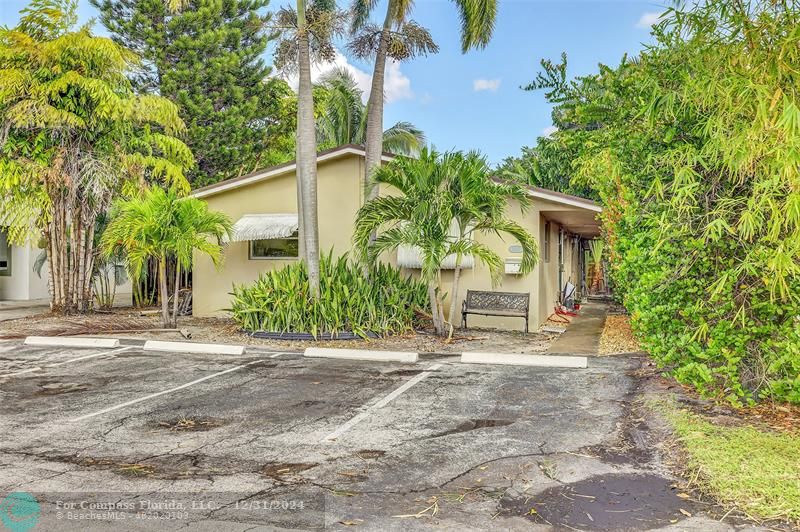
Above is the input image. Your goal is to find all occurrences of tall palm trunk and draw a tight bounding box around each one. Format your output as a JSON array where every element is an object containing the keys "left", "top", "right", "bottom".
[
  {"left": 363, "top": 11, "right": 392, "bottom": 204},
  {"left": 296, "top": 0, "right": 321, "bottom": 297}
]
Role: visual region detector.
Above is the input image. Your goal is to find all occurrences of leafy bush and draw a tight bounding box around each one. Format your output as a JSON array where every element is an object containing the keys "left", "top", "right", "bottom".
[
  {"left": 229, "top": 253, "right": 428, "bottom": 338},
  {"left": 526, "top": 0, "right": 800, "bottom": 404}
]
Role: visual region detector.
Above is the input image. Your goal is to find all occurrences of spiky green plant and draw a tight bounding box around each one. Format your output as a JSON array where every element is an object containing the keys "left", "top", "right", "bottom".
[{"left": 229, "top": 252, "right": 428, "bottom": 338}]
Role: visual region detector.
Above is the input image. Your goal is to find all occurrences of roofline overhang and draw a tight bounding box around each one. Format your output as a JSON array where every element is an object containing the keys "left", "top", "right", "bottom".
[
  {"left": 192, "top": 144, "right": 394, "bottom": 199},
  {"left": 527, "top": 186, "right": 602, "bottom": 212}
]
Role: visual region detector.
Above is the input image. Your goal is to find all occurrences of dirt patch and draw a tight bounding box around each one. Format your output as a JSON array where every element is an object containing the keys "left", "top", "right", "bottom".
[
  {"left": 0, "top": 310, "right": 158, "bottom": 339},
  {"left": 155, "top": 416, "right": 224, "bottom": 432},
  {"left": 430, "top": 419, "right": 514, "bottom": 438},
  {"left": 261, "top": 462, "right": 318, "bottom": 480},
  {"left": 0, "top": 307, "right": 559, "bottom": 353},
  {"left": 44, "top": 455, "right": 160, "bottom": 478},
  {"left": 500, "top": 473, "right": 701, "bottom": 529}
]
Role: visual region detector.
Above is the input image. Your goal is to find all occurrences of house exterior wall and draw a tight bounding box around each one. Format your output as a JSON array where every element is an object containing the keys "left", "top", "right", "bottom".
[
  {"left": 193, "top": 154, "right": 363, "bottom": 316},
  {"left": 0, "top": 239, "right": 49, "bottom": 301},
  {"left": 436, "top": 199, "right": 579, "bottom": 331},
  {"left": 193, "top": 152, "right": 596, "bottom": 329}
]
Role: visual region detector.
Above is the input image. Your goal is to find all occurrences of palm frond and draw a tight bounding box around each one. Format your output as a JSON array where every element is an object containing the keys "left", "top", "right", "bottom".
[{"left": 452, "top": 0, "right": 497, "bottom": 52}]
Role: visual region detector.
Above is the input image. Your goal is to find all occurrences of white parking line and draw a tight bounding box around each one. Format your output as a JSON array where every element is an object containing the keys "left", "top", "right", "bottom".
[
  {"left": 70, "top": 360, "right": 266, "bottom": 422},
  {"left": 0, "top": 346, "right": 134, "bottom": 378},
  {"left": 322, "top": 363, "right": 443, "bottom": 442},
  {"left": 47, "top": 346, "right": 134, "bottom": 367}
]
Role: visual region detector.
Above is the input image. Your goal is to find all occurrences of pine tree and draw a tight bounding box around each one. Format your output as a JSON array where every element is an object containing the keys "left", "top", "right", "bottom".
[{"left": 92, "top": 0, "right": 295, "bottom": 187}]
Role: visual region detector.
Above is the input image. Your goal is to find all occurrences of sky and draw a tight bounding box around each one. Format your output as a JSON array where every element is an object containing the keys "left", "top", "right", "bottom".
[{"left": 0, "top": 0, "right": 667, "bottom": 165}]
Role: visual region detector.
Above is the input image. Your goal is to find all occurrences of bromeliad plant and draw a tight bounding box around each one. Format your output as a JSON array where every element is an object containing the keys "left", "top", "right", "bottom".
[{"left": 229, "top": 252, "right": 428, "bottom": 338}]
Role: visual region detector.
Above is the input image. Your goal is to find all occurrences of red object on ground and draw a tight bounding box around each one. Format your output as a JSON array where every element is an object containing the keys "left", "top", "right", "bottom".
[
  {"left": 555, "top": 306, "right": 578, "bottom": 317},
  {"left": 575, "top": 303, "right": 582, "bottom": 311}
]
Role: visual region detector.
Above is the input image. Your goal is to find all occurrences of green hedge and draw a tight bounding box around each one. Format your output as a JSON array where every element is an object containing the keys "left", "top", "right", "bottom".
[{"left": 229, "top": 253, "right": 428, "bottom": 338}]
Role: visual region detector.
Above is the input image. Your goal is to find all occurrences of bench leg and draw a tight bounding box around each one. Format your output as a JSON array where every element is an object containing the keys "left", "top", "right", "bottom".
[
  {"left": 462, "top": 312, "right": 467, "bottom": 329},
  {"left": 524, "top": 316, "right": 529, "bottom": 334}
]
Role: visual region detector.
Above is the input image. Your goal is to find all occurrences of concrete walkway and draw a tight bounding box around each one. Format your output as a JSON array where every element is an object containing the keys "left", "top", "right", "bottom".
[
  {"left": 0, "top": 299, "right": 49, "bottom": 322},
  {"left": 546, "top": 302, "right": 607, "bottom": 355}
]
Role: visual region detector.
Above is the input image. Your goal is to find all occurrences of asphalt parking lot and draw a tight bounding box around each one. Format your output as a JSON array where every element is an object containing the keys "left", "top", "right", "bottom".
[{"left": 0, "top": 339, "right": 737, "bottom": 531}]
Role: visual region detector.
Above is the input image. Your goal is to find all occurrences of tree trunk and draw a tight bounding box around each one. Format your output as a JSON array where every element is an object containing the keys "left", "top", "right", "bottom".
[
  {"left": 363, "top": 19, "right": 391, "bottom": 204},
  {"left": 427, "top": 282, "right": 444, "bottom": 336},
  {"left": 296, "top": 4, "right": 321, "bottom": 297},
  {"left": 448, "top": 256, "right": 463, "bottom": 329},
  {"left": 159, "top": 257, "right": 170, "bottom": 328},
  {"left": 436, "top": 272, "right": 446, "bottom": 332},
  {"left": 83, "top": 218, "right": 96, "bottom": 311},
  {"left": 171, "top": 262, "right": 181, "bottom": 328},
  {"left": 60, "top": 200, "right": 68, "bottom": 309}
]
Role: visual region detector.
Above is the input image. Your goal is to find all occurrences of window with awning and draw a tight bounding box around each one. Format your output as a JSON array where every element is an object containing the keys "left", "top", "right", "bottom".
[
  {"left": 225, "top": 214, "right": 299, "bottom": 243},
  {"left": 225, "top": 214, "right": 300, "bottom": 260}
]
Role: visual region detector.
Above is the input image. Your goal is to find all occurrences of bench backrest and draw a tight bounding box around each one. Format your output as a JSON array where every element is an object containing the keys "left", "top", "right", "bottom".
[{"left": 465, "top": 290, "right": 529, "bottom": 312}]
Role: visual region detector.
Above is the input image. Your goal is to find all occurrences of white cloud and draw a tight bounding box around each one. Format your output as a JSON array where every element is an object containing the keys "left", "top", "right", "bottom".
[
  {"left": 636, "top": 11, "right": 665, "bottom": 28},
  {"left": 285, "top": 51, "right": 413, "bottom": 104},
  {"left": 473, "top": 78, "right": 501, "bottom": 92},
  {"left": 541, "top": 125, "right": 558, "bottom": 138},
  {"left": 384, "top": 60, "right": 413, "bottom": 103}
]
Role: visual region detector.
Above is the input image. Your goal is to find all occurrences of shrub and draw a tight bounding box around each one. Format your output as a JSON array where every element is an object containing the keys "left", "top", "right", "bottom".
[
  {"left": 229, "top": 252, "right": 428, "bottom": 338},
  {"left": 525, "top": 0, "right": 800, "bottom": 405}
]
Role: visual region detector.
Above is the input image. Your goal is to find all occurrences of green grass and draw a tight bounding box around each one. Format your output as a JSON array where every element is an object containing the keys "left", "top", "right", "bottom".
[{"left": 659, "top": 402, "right": 800, "bottom": 523}]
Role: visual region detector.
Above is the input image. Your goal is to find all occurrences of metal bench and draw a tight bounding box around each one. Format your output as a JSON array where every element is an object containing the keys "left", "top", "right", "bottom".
[{"left": 461, "top": 290, "right": 531, "bottom": 333}]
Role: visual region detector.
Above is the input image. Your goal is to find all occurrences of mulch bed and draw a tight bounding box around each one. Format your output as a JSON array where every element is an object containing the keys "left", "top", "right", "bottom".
[
  {"left": 599, "top": 314, "right": 642, "bottom": 354},
  {"left": 0, "top": 308, "right": 558, "bottom": 354}
]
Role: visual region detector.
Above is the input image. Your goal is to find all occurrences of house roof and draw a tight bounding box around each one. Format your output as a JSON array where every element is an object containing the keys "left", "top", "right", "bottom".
[
  {"left": 193, "top": 144, "right": 602, "bottom": 216},
  {"left": 192, "top": 144, "right": 394, "bottom": 199},
  {"left": 526, "top": 186, "right": 602, "bottom": 212}
]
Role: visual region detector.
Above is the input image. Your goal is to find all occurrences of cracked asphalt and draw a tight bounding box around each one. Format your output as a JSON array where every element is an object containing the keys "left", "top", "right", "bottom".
[{"left": 0, "top": 339, "right": 758, "bottom": 531}]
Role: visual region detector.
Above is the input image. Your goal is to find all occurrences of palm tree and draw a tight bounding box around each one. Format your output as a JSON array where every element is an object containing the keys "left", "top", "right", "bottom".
[
  {"left": 274, "top": 1, "right": 344, "bottom": 298},
  {"left": 0, "top": 0, "right": 193, "bottom": 313},
  {"left": 315, "top": 68, "right": 425, "bottom": 156},
  {"left": 353, "top": 149, "right": 536, "bottom": 336},
  {"left": 102, "top": 187, "right": 232, "bottom": 328},
  {"left": 349, "top": 0, "right": 497, "bottom": 205},
  {"left": 446, "top": 152, "right": 538, "bottom": 326}
]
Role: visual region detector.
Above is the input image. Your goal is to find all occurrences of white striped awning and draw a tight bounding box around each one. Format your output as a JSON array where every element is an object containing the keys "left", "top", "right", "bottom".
[{"left": 225, "top": 214, "right": 298, "bottom": 243}]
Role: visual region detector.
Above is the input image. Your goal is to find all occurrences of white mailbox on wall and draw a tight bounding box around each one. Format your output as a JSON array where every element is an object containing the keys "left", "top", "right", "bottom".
[{"left": 504, "top": 258, "right": 523, "bottom": 275}]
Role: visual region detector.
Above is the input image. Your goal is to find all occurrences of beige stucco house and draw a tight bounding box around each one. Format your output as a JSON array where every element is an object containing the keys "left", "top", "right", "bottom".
[{"left": 191, "top": 145, "right": 602, "bottom": 331}]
